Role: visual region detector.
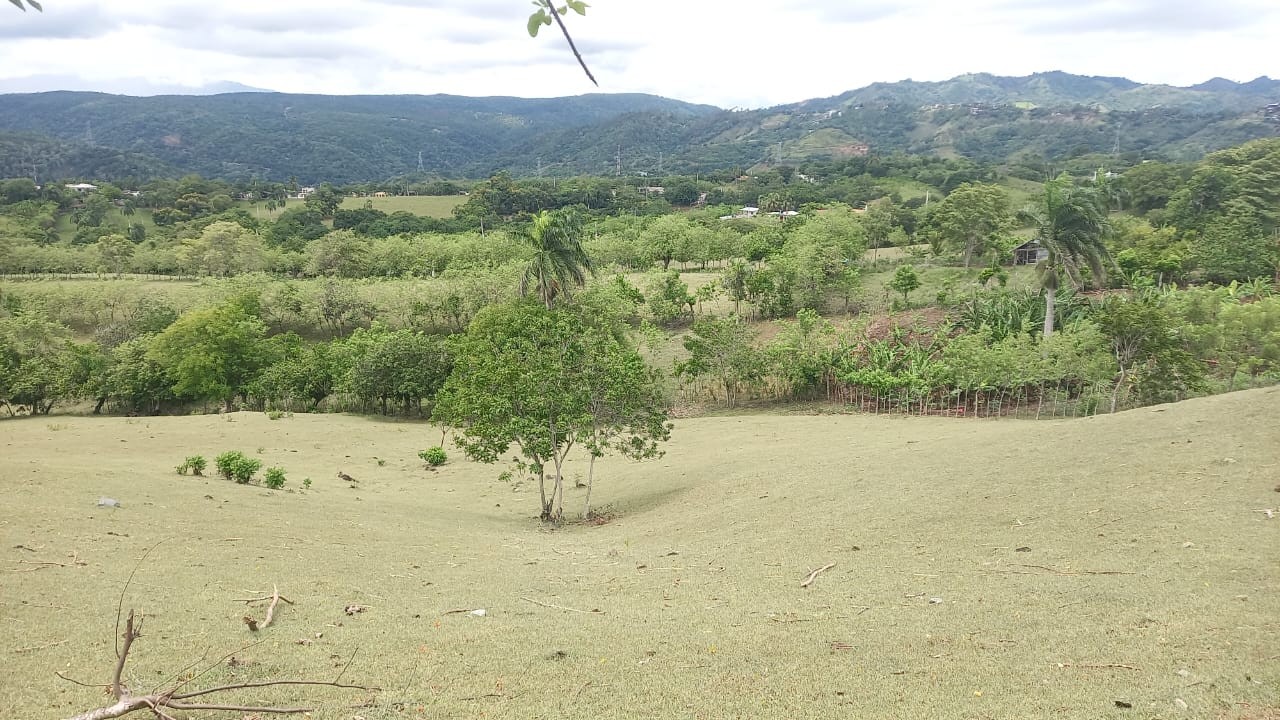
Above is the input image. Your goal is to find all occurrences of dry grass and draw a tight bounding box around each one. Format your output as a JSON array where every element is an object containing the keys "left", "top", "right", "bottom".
[
  {"left": 3, "top": 388, "right": 1278, "bottom": 719},
  {"left": 339, "top": 195, "right": 465, "bottom": 218}
]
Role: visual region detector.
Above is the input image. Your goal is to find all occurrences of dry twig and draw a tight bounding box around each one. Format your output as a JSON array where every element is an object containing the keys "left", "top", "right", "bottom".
[
  {"left": 1056, "top": 662, "right": 1141, "bottom": 670},
  {"left": 800, "top": 563, "right": 836, "bottom": 588},
  {"left": 520, "top": 596, "right": 605, "bottom": 614},
  {"left": 59, "top": 606, "right": 377, "bottom": 720}
]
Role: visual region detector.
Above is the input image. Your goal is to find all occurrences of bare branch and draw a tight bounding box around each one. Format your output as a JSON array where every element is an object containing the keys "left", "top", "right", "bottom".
[
  {"left": 170, "top": 679, "right": 378, "bottom": 701},
  {"left": 800, "top": 563, "right": 836, "bottom": 588},
  {"left": 542, "top": 0, "right": 597, "bottom": 86}
]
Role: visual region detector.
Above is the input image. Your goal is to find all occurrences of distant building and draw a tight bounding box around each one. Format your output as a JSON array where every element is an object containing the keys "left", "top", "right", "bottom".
[
  {"left": 640, "top": 186, "right": 665, "bottom": 195},
  {"left": 1013, "top": 240, "right": 1049, "bottom": 266},
  {"left": 65, "top": 183, "right": 98, "bottom": 192}
]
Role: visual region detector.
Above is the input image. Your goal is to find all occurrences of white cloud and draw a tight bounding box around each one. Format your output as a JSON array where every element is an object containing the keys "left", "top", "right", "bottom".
[{"left": 0, "top": 0, "right": 1275, "bottom": 106}]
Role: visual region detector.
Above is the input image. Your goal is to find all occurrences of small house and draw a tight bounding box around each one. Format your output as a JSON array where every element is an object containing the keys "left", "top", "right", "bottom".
[{"left": 1013, "top": 240, "right": 1048, "bottom": 266}]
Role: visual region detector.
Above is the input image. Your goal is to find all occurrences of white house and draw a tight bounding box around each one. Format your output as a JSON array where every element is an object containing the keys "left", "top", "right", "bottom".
[{"left": 65, "top": 183, "right": 98, "bottom": 192}]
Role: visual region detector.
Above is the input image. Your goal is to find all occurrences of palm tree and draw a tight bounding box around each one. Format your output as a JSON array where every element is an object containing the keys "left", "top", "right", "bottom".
[
  {"left": 520, "top": 209, "right": 594, "bottom": 309},
  {"left": 1020, "top": 175, "right": 1111, "bottom": 337}
]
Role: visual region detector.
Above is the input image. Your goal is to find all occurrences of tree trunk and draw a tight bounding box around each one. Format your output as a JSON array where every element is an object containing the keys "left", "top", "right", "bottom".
[
  {"left": 1042, "top": 289, "right": 1056, "bottom": 338},
  {"left": 1110, "top": 363, "right": 1127, "bottom": 414},
  {"left": 538, "top": 465, "right": 551, "bottom": 520},
  {"left": 582, "top": 452, "right": 597, "bottom": 519}
]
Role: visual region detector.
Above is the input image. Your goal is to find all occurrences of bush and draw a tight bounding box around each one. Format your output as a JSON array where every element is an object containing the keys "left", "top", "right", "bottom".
[
  {"left": 418, "top": 446, "right": 447, "bottom": 467},
  {"left": 175, "top": 455, "right": 207, "bottom": 476},
  {"left": 215, "top": 451, "right": 262, "bottom": 484},
  {"left": 263, "top": 466, "right": 287, "bottom": 489}
]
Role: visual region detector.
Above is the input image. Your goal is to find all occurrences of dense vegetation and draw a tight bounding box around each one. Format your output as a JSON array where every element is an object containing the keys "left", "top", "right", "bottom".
[
  {"left": 1, "top": 73, "right": 1276, "bottom": 182},
  {"left": 2, "top": 138, "right": 1278, "bottom": 440}
]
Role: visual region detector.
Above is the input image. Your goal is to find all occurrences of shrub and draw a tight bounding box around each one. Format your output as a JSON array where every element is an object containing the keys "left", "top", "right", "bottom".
[
  {"left": 418, "top": 446, "right": 447, "bottom": 467},
  {"left": 266, "top": 409, "right": 285, "bottom": 420},
  {"left": 215, "top": 451, "right": 262, "bottom": 484},
  {"left": 176, "top": 455, "right": 207, "bottom": 476},
  {"left": 263, "top": 467, "right": 287, "bottom": 489},
  {"left": 302, "top": 477, "right": 312, "bottom": 490}
]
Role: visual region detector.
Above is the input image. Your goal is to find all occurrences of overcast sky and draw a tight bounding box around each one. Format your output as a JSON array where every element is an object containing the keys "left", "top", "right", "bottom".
[{"left": 2, "top": 0, "right": 1277, "bottom": 107}]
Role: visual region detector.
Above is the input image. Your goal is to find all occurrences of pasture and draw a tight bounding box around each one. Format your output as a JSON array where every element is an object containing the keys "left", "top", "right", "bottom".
[
  {"left": 3, "top": 388, "right": 1277, "bottom": 719},
  {"left": 339, "top": 195, "right": 465, "bottom": 218}
]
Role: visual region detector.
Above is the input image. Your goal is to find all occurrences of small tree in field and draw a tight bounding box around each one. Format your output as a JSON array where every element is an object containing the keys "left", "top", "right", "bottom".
[
  {"left": 888, "top": 264, "right": 921, "bottom": 305},
  {"left": 434, "top": 300, "right": 669, "bottom": 521},
  {"left": 578, "top": 325, "right": 672, "bottom": 518}
]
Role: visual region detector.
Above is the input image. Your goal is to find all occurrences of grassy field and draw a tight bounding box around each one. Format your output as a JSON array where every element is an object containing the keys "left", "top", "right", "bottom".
[
  {"left": 3, "top": 389, "right": 1278, "bottom": 719},
  {"left": 339, "top": 195, "right": 465, "bottom": 218}
]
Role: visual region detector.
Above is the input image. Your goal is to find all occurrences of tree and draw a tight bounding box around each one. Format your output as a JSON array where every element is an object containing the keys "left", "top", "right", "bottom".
[
  {"left": 305, "top": 229, "right": 370, "bottom": 278},
  {"left": 1020, "top": 175, "right": 1111, "bottom": 337},
  {"left": 305, "top": 183, "right": 342, "bottom": 218},
  {"left": 921, "top": 183, "right": 1013, "bottom": 267},
  {"left": 1191, "top": 200, "right": 1279, "bottom": 284},
  {"left": 519, "top": 209, "right": 593, "bottom": 309},
  {"left": 343, "top": 327, "right": 452, "bottom": 415},
  {"left": 104, "top": 335, "right": 174, "bottom": 415},
  {"left": 95, "top": 233, "right": 134, "bottom": 278},
  {"left": 178, "top": 221, "right": 264, "bottom": 277},
  {"left": 1093, "top": 295, "right": 1204, "bottom": 412},
  {"left": 888, "top": 264, "right": 921, "bottom": 305},
  {"left": 675, "top": 314, "right": 763, "bottom": 407},
  {"left": 577, "top": 324, "right": 671, "bottom": 518},
  {"left": 0, "top": 312, "right": 72, "bottom": 414},
  {"left": 436, "top": 301, "right": 666, "bottom": 521},
  {"left": 148, "top": 302, "right": 274, "bottom": 410},
  {"left": 643, "top": 270, "right": 693, "bottom": 326}
]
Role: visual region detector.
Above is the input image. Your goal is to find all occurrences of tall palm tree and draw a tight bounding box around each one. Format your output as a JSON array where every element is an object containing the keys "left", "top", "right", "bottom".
[
  {"left": 1020, "top": 175, "right": 1111, "bottom": 337},
  {"left": 520, "top": 209, "right": 594, "bottom": 309}
]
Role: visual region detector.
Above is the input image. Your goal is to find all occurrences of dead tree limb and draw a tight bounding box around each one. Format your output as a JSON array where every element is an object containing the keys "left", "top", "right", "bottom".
[
  {"left": 244, "top": 583, "right": 286, "bottom": 632},
  {"left": 59, "top": 606, "right": 378, "bottom": 720},
  {"left": 800, "top": 563, "right": 836, "bottom": 588},
  {"left": 520, "top": 596, "right": 605, "bottom": 614}
]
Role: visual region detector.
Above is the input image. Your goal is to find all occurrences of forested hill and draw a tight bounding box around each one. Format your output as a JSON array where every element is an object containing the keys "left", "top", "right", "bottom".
[{"left": 1, "top": 72, "right": 1277, "bottom": 182}]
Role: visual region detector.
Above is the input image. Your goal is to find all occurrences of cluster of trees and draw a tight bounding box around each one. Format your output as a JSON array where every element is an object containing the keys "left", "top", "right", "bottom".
[{"left": 676, "top": 286, "right": 1278, "bottom": 415}]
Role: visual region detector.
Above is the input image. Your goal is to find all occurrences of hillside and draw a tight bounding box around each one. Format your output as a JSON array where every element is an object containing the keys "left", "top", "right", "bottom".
[
  {"left": 0, "top": 72, "right": 1277, "bottom": 181},
  {"left": 3, "top": 388, "right": 1277, "bottom": 718}
]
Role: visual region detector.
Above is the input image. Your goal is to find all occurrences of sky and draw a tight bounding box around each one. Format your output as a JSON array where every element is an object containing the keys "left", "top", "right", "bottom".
[{"left": 1, "top": 0, "right": 1278, "bottom": 108}]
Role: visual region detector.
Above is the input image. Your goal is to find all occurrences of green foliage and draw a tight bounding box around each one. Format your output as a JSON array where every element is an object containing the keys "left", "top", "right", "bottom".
[
  {"left": 262, "top": 466, "right": 287, "bottom": 489},
  {"left": 888, "top": 264, "right": 921, "bottom": 303},
  {"left": 434, "top": 300, "right": 667, "bottom": 520},
  {"left": 519, "top": 209, "right": 594, "bottom": 309},
  {"left": 676, "top": 315, "right": 764, "bottom": 407},
  {"left": 643, "top": 270, "right": 693, "bottom": 326},
  {"left": 148, "top": 302, "right": 273, "bottom": 409},
  {"left": 419, "top": 447, "right": 448, "bottom": 467},
  {"left": 215, "top": 451, "right": 262, "bottom": 484},
  {"left": 1093, "top": 294, "right": 1206, "bottom": 409},
  {"left": 920, "top": 183, "right": 1013, "bottom": 266},
  {"left": 175, "top": 455, "right": 206, "bottom": 476}
]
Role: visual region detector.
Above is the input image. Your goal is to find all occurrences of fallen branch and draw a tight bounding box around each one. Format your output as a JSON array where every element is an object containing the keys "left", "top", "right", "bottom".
[
  {"left": 12, "top": 638, "right": 69, "bottom": 653},
  {"left": 60, "top": 606, "right": 378, "bottom": 720},
  {"left": 800, "top": 563, "right": 836, "bottom": 588},
  {"left": 1010, "top": 564, "right": 1135, "bottom": 576},
  {"left": 243, "top": 584, "right": 288, "bottom": 632},
  {"left": 237, "top": 593, "right": 295, "bottom": 605},
  {"left": 519, "top": 596, "right": 605, "bottom": 614},
  {"left": 1056, "top": 662, "right": 1141, "bottom": 670}
]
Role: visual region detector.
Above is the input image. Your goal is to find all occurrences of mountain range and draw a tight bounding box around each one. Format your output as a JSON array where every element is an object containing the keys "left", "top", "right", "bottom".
[{"left": 0, "top": 72, "right": 1276, "bottom": 183}]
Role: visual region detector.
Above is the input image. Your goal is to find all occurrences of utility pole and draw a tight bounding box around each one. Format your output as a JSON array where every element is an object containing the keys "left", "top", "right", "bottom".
[
  {"left": 615, "top": 145, "right": 621, "bottom": 177},
  {"left": 658, "top": 152, "right": 663, "bottom": 175},
  {"left": 776, "top": 142, "right": 783, "bottom": 165},
  {"left": 417, "top": 151, "right": 425, "bottom": 173}
]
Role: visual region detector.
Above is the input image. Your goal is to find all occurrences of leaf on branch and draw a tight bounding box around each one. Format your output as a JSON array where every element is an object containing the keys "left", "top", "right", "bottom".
[
  {"left": 527, "top": 9, "right": 550, "bottom": 37},
  {"left": 566, "top": 0, "right": 588, "bottom": 15}
]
